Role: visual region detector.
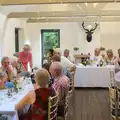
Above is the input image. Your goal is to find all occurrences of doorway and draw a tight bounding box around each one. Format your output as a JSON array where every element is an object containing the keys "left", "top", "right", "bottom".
[
  {"left": 41, "top": 29, "right": 60, "bottom": 59},
  {"left": 15, "top": 28, "right": 25, "bottom": 52}
]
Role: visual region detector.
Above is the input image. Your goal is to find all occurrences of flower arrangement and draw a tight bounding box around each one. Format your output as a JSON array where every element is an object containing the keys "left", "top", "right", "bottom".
[{"left": 73, "top": 47, "right": 79, "bottom": 51}]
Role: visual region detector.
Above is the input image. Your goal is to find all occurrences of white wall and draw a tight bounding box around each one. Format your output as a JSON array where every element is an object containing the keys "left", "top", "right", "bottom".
[
  {"left": 0, "top": 14, "right": 27, "bottom": 58},
  {"left": 0, "top": 15, "right": 120, "bottom": 66},
  {"left": 100, "top": 22, "right": 120, "bottom": 55},
  {"left": 27, "top": 22, "right": 100, "bottom": 66},
  {"left": 27, "top": 22, "right": 120, "bottom": 66},
  {"left": 0, "top": 13, "right": 30, "bottom": 60}
]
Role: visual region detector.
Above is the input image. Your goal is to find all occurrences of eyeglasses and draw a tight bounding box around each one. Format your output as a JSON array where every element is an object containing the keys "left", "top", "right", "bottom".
[{"left": 3, "top": 62, "right": 10, "bottom": 64}]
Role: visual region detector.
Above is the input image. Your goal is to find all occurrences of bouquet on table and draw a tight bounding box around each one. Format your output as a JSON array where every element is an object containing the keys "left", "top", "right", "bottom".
[{"left": 82, "top": 59, "right": 94, "bottom": 66}]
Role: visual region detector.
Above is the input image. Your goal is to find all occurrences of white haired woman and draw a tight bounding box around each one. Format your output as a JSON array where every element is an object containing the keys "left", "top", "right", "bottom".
[{"left": 10, "top": 56, "right": 25, "bottom": 78}]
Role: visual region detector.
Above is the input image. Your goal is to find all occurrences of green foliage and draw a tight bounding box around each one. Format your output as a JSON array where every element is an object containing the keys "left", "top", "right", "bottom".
[{"left": 43, "top": 31, "right": 59, "bottom": 57}]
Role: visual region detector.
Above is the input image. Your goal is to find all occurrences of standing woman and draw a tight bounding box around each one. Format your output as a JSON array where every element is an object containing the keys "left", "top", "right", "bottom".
[{"left": 14, "top": 44, "right": 32, "bottom": 71}]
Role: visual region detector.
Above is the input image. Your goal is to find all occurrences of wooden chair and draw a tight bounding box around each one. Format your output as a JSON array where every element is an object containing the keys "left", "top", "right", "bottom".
[
  {"left": 64, "top": 78, "right": 75, "bottom": 120},
  {"left": 48, "top": 93, "right": 58, "bottom": 120},
  {"left": 70, "top": 71, "right": 76, "bottom": 120},
  {"left": 109, "top": 70, "right": 117, "bottom": 120},
  {"left": 115, "top": 84, "right": 120, "bottom": 120}
]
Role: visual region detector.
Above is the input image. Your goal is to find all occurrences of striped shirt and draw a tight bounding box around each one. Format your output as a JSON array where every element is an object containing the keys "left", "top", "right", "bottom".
[{"left": 52, "top": 74, "right": 69, "bottom": 103}]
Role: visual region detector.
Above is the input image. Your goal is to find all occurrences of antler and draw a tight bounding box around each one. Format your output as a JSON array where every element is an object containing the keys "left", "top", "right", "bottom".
[
  {"left": 90, "top": 23, "right": 98, "bottom": 31},
  {"left": 82, "top": 21, "right": 89, "bottom": 32}
]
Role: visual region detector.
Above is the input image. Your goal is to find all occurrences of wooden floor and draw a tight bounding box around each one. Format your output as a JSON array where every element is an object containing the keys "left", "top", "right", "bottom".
[{"left": 68, "top": 88, "right": 110, "bottom": 120}]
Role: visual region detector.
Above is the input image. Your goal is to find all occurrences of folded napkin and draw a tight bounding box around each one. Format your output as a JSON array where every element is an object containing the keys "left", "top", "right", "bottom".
[{"left": 5, "top": 82, "right": 14, "bottom": 88}]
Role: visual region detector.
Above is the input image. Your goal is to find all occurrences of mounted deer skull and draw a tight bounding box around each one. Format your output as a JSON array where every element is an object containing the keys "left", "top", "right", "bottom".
[{"left": 82, "top": 22, "right": 98, "bottom": 42}]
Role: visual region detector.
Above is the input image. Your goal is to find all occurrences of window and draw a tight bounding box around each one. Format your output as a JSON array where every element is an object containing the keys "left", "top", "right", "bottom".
[{"left": 41, "top": 29, "right": 60, "bottom": 58}]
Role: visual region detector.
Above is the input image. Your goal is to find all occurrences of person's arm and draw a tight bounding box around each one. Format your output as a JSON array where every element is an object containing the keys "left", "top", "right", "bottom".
[
  {"left": 62, "top": 56, "right": 76, "bottom": 72},
  {"left": 13, "top": 52, "right": 20, "bottom": 58},
  {"left": 15, "top": 91, "right": 35, "bottom": 110},
  {"left": 6, "top": 65, "right": 13, "bottom": 81},
  {"left": 114, "top": 57, "right": 119, "bottom": 65},
  {"left": 61, "top": 56, "right": 74, "bottom": 68},
  {"left": 29, "top": 53, "right": 33, "bottom": 69}
]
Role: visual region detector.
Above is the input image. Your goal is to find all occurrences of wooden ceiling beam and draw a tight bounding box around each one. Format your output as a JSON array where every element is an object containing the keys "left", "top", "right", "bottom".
[
  {"left": 8, "top": 10, "right": 120, "bottom": 18},
  {"left": 27, "top": 17, "right": 120, "bottom": 23},
  {"left": 0, "top": 0, "right": 120, "bottom": 5}
]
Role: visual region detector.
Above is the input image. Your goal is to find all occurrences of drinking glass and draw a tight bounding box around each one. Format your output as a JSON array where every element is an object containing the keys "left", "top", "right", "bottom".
[
  {"left": 0, "top": 93, "right": 3, "bottom": 104},
  {"left": 7, "top": 88, "right": 12, "bottom": 98}
]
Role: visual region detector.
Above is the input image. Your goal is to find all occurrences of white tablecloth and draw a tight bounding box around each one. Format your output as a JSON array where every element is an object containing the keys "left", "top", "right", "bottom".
[
  {"left": 74, "top": 65, "right": 115, "bottom": 87},
  {"left": 0, "top": 83, "right": 34, "bottom": 120}
]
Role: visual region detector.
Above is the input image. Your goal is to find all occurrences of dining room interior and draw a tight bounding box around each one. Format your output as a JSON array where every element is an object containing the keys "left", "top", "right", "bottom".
[{"left": 0, "top": 0, "right": 120, "bottom": 120}]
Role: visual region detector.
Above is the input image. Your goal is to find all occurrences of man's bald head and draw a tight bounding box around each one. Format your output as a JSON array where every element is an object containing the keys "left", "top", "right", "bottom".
[{"left": 50, "top": 62, "right": 63, "bottom": 78}]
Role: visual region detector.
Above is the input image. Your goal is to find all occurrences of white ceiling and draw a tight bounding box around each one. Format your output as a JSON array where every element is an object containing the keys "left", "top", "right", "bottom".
[{"left": 1, "top": 2, "right": 120, "bottom": 22}]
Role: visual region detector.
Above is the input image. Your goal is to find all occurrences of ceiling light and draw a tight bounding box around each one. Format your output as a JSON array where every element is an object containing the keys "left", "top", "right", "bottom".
[
  {"left": 84, "top": 3, "right": 88, "bottom": 6},
  {"left": 77, "top": 4, "right": 83, "bottom": 10},
  {"left": 77, "top": 4, "right": 80, "bottom": 7},
  {"left": 93, "top": 3, "right": 98, "bottom": 7}
]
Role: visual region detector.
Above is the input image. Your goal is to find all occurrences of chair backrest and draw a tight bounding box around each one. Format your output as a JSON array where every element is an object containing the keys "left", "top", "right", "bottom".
[
  {"left": 109, "top": 70, "right": 116, "bottom": 105},
  {"left": 64, "top": 80, "right": 74, "bottom": 120},
  {"left": 48, "top": 93, "right": 58, "bottom": 120},
  {"left": 109, "top": 70, "right": 118, "bottom": 119},
  {"left": 109, "top": 70, "right": 116, "bottom": 87},
  {"left": 64, "top": 94, "right": 69, "bottom": 120}
]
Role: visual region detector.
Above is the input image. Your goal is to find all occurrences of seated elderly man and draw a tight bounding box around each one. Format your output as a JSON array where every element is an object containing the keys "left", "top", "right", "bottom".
[
  {"left": 90, "top": 48, "right": 102, "bottom": 64},
  {"left": 50, "top": 62, "right": 69, "bottom": 117},
  {"left": 52, "top": 54, "right": 72, "bottom": 78},
  {"left": 0, "top": 57, "right": 15, "bottom": 81},
  {"left": 64, "top": 49, "right": 74, "bottom": 63},
  {"left": 54, "top": 48, "right": 76, "bottom": 72}
]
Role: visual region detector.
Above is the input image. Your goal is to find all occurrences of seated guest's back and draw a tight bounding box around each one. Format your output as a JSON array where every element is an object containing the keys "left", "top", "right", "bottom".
[
  {"left": 54, "top": 48, "right": 76, "bottom": 72},
  {"left": 50, "top": 62, "right": 69, "bottom": 117},
  {"left": 15, "top": 68, "right": 56, "bottom": 120},
  {"left": 52, "top": 54, "right": 72, "bottom": 78},
  {"left": 50, "top": 62, "right": 69, "bottom": 103}
]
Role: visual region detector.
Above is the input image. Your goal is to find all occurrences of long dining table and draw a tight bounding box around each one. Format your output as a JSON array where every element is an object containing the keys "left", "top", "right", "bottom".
[
  {"left": 74, "top": 65, "right": 115, "bottom": 87},
  {"left": 0, "top": 82, "right": 34, "bottom": 120}
]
